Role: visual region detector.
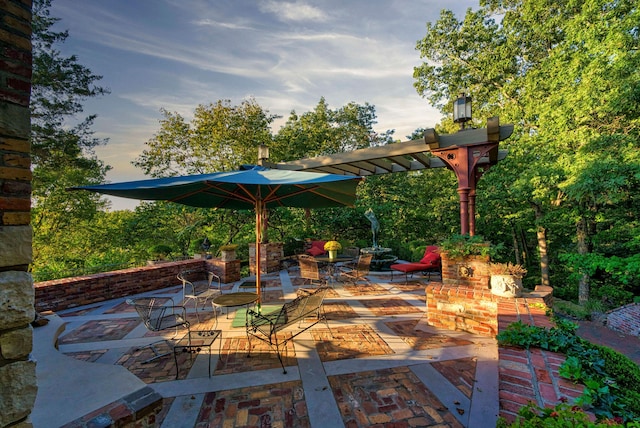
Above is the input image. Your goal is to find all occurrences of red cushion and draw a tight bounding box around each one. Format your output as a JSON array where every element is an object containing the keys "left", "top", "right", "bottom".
[
  {"left": 390, "top": 263, "right": 429, "bottom": 273},
  {"left": 307, "top": 246, "right": 325, "bottom": 256},
  {"left": 419, "top": 251, "right": 440, "bottom": 266},
  {"left": 312, "top": 240, "right": 327, "bottom": 250}
]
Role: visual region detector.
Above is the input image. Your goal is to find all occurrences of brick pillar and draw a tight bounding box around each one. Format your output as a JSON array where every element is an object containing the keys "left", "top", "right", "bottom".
[
  {"left": 249, "top": 242, "right": 283, "bottom": 274},
  {"left": 0, "top": 1, "right": 37, "bottom": 426}
]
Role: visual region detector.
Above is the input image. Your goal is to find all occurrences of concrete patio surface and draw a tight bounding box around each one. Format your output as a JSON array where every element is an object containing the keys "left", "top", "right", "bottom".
[{"left": 31, "top": 268, "right": 550, "bottom": 427}]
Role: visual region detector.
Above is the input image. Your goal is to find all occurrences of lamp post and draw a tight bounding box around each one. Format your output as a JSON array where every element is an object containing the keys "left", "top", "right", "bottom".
[{"left": 453, "top": 93, "right": 472, "bottom": 131}]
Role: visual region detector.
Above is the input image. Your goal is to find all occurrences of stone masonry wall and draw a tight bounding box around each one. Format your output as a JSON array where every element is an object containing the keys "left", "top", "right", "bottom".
[{"left": 0, "top": 1, "right": 37, "bottom": 426}]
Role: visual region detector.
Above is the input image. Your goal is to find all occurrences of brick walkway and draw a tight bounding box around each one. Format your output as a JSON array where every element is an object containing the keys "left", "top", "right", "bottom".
[{"left": 40, "top": 269, "right": 590, "bottom": 427}]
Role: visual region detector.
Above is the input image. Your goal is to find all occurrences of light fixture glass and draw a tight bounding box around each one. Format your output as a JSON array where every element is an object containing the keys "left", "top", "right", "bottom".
[
  {"left": 258, "top": 144, "right": 270, "bottom": 163},
  {"left": 453, "top": 93, "right": 472, "bottom": 126}
]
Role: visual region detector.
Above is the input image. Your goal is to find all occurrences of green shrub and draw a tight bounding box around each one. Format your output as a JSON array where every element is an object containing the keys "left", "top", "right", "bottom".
[{"left": 497, "top": 319, "right": 640, "bottom": 423}]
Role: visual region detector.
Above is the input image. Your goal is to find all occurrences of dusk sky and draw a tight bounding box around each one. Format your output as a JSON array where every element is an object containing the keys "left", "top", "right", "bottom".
[{"left": 49, "top": 0, "right": 478, "bottom": 209}]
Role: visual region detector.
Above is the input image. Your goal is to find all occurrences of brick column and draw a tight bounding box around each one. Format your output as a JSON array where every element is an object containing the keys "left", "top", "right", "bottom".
[{"left": 0, "top": 1, "right": 37, "bottom": 426}]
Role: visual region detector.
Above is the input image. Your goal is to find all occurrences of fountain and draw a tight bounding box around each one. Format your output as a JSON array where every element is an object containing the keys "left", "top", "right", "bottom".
[{"left": 360, "top": 208, "right": 398, "bottom": 271}]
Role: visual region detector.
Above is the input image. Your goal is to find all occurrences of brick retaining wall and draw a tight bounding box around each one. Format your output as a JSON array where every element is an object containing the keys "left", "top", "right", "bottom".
[
  {"left": 34, "top": 259, "right": 237, "bottom": 312},
  {"left": 606, "top": 302, "right": 640, "bottom": 336}
]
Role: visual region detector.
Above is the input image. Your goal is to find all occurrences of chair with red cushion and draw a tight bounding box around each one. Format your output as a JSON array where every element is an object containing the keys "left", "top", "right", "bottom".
[
  {"left": 390, "top": 246, "right": 441, "bottom": 283},
  {"left": 305, "top": 240, "right": 327, "bottom": 256}
]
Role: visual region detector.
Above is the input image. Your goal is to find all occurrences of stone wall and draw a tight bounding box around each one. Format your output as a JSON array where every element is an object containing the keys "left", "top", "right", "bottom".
[
  {"left": 0, "top": 1, "right": 37, "bottom": 426},
  {"left": 34, "top": 258, "right": 240, "bottom": 312}
]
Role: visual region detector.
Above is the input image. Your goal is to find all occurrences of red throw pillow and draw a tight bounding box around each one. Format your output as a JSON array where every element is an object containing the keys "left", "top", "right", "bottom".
[
  {"left": 312, "top": 240, "right": 327, "bottom": 250},
  {"left": 307, "top": 246, "right": 325, "bottom": 256},
  {"left": 420, "top": 251, "right": 440, "bottom": 266}
]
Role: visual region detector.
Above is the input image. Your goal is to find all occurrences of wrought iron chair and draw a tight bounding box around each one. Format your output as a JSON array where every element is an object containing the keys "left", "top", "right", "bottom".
[
  {"left": 298, "top": 255, "right": 328, "bottom": 287},
  {"left": 339, "top": 253, "right": 373, "bottom": 285},
  {"left": 126, "top": 297, "right": 190, "bottom": 363},
  {"left": 177, "top": 269, "right": 222, "bottom": 321}
]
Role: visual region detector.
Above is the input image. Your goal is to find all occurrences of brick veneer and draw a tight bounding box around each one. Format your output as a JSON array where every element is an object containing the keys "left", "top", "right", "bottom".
[
  {"left": 249, "top": 242, "right": 283, "bottom": 274},
  {"left": 34, "top": 258, "right": 239, "bottom": 312}
]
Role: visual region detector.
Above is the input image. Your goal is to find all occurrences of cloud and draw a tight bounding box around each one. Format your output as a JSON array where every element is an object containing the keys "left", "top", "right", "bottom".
[{"left": 259, "top": 1, "right": 329, "bottom": 22}]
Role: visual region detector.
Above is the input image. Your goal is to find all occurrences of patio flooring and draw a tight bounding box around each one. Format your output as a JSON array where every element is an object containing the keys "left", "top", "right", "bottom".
[{"left": 32, "top": 269, "right": 500, "bottom": 427}]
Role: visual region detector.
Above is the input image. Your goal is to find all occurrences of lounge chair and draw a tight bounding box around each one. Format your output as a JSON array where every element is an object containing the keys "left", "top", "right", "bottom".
[{"left": 390, "top": 245, "right": 441, "bottom": 283}]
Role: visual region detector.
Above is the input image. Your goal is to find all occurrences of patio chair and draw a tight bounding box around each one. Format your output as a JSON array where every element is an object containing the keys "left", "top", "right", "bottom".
[
  {"left": 390, "top": 245, "right": 441, "bottom": 283},
  {"left": 298, "top": 255, "right": 328, "bottom": 287},
  {"left": 126, "top": 297, "right": 190, "bottom": 363},
  {"left": 178, "top": 269, "right": 222, "bottom": 321},
  {"left": 339, "top": 253, "right": 373, "bottom": 285}
]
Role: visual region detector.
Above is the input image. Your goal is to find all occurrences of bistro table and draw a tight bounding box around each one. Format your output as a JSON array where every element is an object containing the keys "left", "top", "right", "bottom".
[
  {"left": 315, "top": 255, "right": 354, "bottom": 283},
  {"left": 211, "top": 292, "right": 259, "bottom": 327},
  {"left": 173, "top": 329, "right": 222, "bottom": 379}
]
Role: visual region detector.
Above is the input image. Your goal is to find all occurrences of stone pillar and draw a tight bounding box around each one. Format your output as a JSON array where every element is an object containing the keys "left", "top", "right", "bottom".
[{"left": 0, "top": 1, "right": 37, "bottom": 426}]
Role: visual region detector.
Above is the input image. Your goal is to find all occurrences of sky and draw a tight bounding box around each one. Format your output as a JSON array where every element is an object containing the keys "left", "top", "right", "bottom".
[{"left": 49, "top": 0, "right": 478, "bottom": 209}]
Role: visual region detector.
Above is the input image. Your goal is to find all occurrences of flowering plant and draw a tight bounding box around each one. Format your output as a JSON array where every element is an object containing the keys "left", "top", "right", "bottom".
[{"left": 324, "top": 241, "right": 342, "bottom": 251}]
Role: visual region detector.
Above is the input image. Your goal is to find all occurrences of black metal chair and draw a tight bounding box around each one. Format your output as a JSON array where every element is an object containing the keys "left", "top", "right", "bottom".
[{"left": 126, "top": 297, "right": 190, "bottom": 363}]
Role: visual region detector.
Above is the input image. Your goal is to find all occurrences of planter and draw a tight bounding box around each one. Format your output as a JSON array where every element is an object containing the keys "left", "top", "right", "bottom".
[
  {"left": 328, "top": 250, "right": 338, "bottom": 260},
  {"left": 220, "top": 250, "right": 236, "bottom": 262},
  {"left": 490, "top": 274, "right": 523, "bottom": 298}
]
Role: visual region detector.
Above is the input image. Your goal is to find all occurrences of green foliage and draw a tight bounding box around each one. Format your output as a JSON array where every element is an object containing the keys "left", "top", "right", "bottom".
[
  {"left": 497, "top": 402, "right": 633, "bottom": 427},
  {"left": 498, "top": 320, "right": 640, "bottom": 422},
  {"left": 439, "top": 234, "right": 495, "bottom": 259}
]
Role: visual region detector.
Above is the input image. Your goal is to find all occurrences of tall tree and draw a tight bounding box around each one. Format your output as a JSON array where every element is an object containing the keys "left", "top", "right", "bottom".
[
  {"left": 414, "top": 0, "right": 640, "bottom": 303},
  {"left": 30, "top": 0, "right": 111, "bottom": 273},
  {"left": 133, "top": 98, "right": 278, "bottom": 177}
]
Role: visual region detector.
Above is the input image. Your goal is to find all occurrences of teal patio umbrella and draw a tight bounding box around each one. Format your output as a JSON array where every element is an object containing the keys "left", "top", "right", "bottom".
[{"left": 71, "top": 165, "right": 362, "bottom": 303}]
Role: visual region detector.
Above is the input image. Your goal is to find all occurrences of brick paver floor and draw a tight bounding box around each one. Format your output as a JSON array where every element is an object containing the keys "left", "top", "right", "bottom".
[
  {"left": 328, "top": 366, "right": 464, "bottom": 427},
  {"left": 432, "top": 357, "right": 478, "bottom": 399},
  {"left": 216, "top": 334, "right": 297, "bottom": 374},
  {"left": 385, "top": 319, "right": 474, "bottom": 350},
  {"left": 58, "top": 318, "right": 140, "bottom": 344},
  {"left": 342, "top": 282, "right": 389, "bottom": 295},
  {"left": 312, "top": 324, "right": 394, "bottom": 362},
  {"left": 359, "top": 297, "right": 424, "bottom": 316},
  {"left": 195, "top": 380, "right": 310, "bottom": 427},
  {"left": 117, "top": 341, "right": 195, "bottom": 383},
  {"left": 323, "top": 301, "right": 360, "bottom": 320}
]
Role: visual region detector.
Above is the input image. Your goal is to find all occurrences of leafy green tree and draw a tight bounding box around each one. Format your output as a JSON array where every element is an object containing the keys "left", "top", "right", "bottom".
[
  {"left": 30, "top": 0, "right": 111, "bottom": 276},
  {"left": 414, "top": 0, "right": 640, "bottom": 304},
  {"left": 133, "top": 98, "right": 278, "bottom": 177}
]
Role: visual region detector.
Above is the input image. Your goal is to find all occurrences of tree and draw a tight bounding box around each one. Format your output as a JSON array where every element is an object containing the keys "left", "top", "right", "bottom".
[
  {"left": 133, "top": 98, "right": 278, "bottom": 177},
  {"left": 30, "top": 0, "right": 111, "bottom": 275},
  {"left": 414, "top": 0, "right": 640, "bottom": 304}
]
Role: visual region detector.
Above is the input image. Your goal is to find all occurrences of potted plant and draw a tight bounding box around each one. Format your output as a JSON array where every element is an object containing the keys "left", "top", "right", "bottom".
[
  {"left": 324, "top": 240, "right": 342, "bottom": 260},
  {"left": 489, "top": 262, "right": 527, "bottom": 297},
  {"left": 219, "top": 244, "right": 238, "bottom": 262}
]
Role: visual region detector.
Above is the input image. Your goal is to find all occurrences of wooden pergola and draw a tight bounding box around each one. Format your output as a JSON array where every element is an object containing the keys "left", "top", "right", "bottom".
[{"left": 269, "top": 117, "right": 513, "bottom": 236}]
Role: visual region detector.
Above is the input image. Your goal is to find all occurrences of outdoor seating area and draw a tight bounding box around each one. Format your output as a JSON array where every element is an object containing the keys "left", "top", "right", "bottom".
[{"left": 31, "top": 262, "right": 583, "bottom": 428}]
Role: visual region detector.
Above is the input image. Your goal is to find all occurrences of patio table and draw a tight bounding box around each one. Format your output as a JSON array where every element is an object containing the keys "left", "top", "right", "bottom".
[
  {"left": 315, "top": 255, "right": 354, "bottom": 283},
  {"left": 211, "top": 292, "right": 259, "bottom": 327},
  {"left": 173, "top": 329, "right": 222, "bottom": 379}
]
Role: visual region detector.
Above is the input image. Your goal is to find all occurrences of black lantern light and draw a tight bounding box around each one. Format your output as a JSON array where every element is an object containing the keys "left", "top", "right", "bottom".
[{"left": 453, "top": 93, "right": 472, "bottom": 130}]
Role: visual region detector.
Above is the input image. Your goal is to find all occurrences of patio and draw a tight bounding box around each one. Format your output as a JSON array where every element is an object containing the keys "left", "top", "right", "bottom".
[{"left": 31, "top": 267, "right": 572, "bottom": 427}]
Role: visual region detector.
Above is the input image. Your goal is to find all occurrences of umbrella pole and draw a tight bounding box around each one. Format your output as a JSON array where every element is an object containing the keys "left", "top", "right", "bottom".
[{"left": 255, "top": 201, "right": 262, "bottom": 309}]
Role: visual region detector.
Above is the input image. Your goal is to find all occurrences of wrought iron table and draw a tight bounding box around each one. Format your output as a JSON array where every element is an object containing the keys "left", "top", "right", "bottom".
[{"left": 172, "top": 329, "right": 222, "bottom": 379}]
